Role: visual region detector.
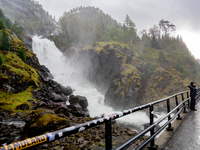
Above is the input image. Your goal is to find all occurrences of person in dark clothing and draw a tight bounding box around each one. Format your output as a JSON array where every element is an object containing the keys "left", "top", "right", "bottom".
[{"left": 187, "top": 82, "right": 197, "bottom": 111}]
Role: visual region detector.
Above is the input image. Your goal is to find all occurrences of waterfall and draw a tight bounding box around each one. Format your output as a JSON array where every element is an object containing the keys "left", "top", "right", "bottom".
[{"left": 32, "top": 36, "right": 149, "bottom": 128}]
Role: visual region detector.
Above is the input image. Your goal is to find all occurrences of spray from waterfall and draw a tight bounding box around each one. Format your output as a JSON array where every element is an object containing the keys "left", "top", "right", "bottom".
[{"left": 32, "top": 36, "right": 149, "bottom": 128}]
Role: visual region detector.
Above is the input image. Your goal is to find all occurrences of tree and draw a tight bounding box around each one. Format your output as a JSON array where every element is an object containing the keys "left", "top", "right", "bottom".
[
  {"left": 159, "top": 19, "right": 176, "bottom": 37},
  {"left": 0, "top": 29, "right": 10, "bottom": 52},
  {"left": 128, "top": 20, "right": 137, "bottom": 44},
  {"left": 124, "top": 14, "right": 131, "bottom": 28},
  {"left": 0, "top": 54, "right": 3, "bottom": 66},
  {"left": 18, "top": 46, "right": 26, "bottom": 62},
  {"left": 149, "top": 25, "right": 160, "bottom": 49},
  {"left": 0, "top": 19, "right": 6, "bottom": 30}
]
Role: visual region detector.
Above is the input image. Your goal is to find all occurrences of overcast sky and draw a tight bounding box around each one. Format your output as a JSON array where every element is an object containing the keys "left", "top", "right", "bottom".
[{"left": 36, "top": 0, "right": 200, "bottom": 59}]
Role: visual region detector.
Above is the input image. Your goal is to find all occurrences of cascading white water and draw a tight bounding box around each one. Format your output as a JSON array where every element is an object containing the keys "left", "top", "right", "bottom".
[{"left": 32, "top": 36, "right": 150, "bottom": 128}]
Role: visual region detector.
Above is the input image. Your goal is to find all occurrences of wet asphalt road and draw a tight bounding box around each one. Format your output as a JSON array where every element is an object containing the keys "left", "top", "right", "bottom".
[{"left": 163, "top": 101, "right": 200, "bottom": 150}]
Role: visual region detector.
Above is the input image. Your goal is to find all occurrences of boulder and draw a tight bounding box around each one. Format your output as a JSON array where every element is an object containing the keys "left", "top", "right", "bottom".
[
  {"left": 38, "top": 65, "right": 54, "bottom": 82},
  {"left": 68, "top": 103, "right": 84, "bottom": 117},
  {"left": 51, "top": 92, "right": 62, "bottom": 102},
  {"left": 69, "top": 95, "right": 88, "bottom": 109},
  {"left": 37, "top": 101, "right": 47, "bottom": 108}
]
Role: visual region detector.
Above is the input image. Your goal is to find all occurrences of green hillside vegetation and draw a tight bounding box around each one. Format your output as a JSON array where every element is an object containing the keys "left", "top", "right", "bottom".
[
  {"left": 0, "top": 19, "right": 39, "bottom": 112},
  {"left": 0, "top": 86, "right": 35, "bottom": 111},
  {"left": 56, "top": 7, "right": 199, "bottom": 104},
  {"left": 49, "top": 7, "right": 139, "bottom": 50},
  {"left": 83, "top": 18, "right": 200, "bottom": 103},
  {"left": 0, "top": 9, "right": 24, "bottom": 40}
]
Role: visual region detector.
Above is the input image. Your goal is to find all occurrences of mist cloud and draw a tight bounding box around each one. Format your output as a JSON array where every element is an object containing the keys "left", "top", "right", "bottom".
[
  {"left": 36, "top": 0, "right": 200, "bottom": 31},
  {"left": 36, "top": 0, "right": 200, "bottom": 58}
]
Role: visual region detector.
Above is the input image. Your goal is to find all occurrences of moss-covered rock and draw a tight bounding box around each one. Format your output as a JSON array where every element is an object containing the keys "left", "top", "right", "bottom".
[{"left": 24, "top": 108, "right": 69, "bottom": 136}]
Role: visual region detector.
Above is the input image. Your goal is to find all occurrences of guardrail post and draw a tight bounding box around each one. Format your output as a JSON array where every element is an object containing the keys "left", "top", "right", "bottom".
[
  {"left": 175, "top": 96, "right": 182, "bottom": 120},
  {"left": 187, "top": 92, "right": 190, "bottom": 108},
  {"left": 105, "top": 119, "right": 112, "bottom": 150},
  {"left": 182, "top": 94, "right": 187, "bottom": 113},
  {"left": 148, "top": 105, "right": 158, "bottom": 150},
  {"left": 166, "top": 99, "right": 174, "bottom": 131}
]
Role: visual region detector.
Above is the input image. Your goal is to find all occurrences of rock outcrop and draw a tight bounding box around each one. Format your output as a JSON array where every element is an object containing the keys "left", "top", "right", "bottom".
[{"left": 68, "top": 42, "right": 144, "bottom": 110}]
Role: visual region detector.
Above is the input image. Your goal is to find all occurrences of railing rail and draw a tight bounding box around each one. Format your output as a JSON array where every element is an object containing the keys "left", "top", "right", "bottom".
[{"left": 1, "top": 88, "right": 200, "bottom": 150}]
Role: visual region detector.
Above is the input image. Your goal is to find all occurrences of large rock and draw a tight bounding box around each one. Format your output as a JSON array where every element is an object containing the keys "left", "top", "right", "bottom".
[
  {"left": 48, "top": 102, "right": 69, "bottom": 116},
  {"left": 39, "top": 65, "right": 54, "bottom": 82},
  {"left": 69, "top": 95, "right": 88, "bottom": 110},
  {"left": 68, "top": 103, "right": 85, "bottom": 117}
]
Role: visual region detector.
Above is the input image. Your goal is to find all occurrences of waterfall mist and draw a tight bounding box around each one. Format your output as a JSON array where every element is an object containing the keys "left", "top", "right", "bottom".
[{"left": 32, "top": 36, "right": 149, "bottom": 128}]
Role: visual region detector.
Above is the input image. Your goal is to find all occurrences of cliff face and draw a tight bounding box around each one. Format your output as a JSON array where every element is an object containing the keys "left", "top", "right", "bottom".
[
  {"left": 66, "top": 42, "right": 144, "bottom": 110},
  {"left": 67, "top": 41, "right": 199, "bottom": 110}
]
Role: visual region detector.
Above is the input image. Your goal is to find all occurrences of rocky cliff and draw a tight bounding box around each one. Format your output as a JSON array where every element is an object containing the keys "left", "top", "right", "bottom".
[
  {"left": 67, "top": 41, "right": 199, "bottom": 110},
  {"left": 0, "top": 27, "right": 91, "bottom": 147}
]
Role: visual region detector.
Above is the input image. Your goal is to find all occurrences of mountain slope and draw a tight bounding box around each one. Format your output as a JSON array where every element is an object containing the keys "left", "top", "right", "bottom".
[{"left": 0, "top": 0, "right": 56, "bottom": 35}]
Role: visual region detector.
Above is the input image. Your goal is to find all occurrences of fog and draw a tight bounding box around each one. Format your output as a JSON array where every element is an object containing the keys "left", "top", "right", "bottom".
[{"left": 36, "top": 0, "right": 200, "bottom": 59}]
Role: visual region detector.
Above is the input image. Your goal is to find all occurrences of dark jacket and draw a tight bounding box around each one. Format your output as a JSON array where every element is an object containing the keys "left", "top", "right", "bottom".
[{"left": 188, "top": 82, "right": 197, "bottom": 97}]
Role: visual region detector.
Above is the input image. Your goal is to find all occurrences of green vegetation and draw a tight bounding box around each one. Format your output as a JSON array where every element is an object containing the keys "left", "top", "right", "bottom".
[
  {"left": 0, "top": 9, "right": 24, "bottom": 40},
  {"left": 1, "top": 51, "right": 39, "bottom": 86},
  {"left": 29, "top": 109, "right": 67, "bottom": 127},
  {"left": 18, "top": 46, "right": 26, "bottom": 62},
  {"left": 0, "top": 86, "right": 35, "bottom": 111},
  {"left": 0, "top": 29, "right": 10, "bottom": 52},
  {"left": 0, "top": 54, "right": 3, "bottom": 66},
  {"left": 50, "top": 7, "right": 139, "bottom": 50},
  {"left": 0, "top": 18, "right": 6, "bottom": 30}
]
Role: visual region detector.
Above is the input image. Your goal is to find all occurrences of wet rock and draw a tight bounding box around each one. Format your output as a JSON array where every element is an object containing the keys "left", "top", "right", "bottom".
[
  {"left": 77, "top": 137, "right": 84, "bottom": 143},
  {"left": 39, "top": 65, "right": 54, "bottom": 82},
  {"left": 28, "top": 100, "right": 36, "bottom": 106},
  {"left": 51, "top": 92, "right": 62, "bottom": 102},
  {"left": 2, "top": 84, "right": 15, "bottom": 92},
  {"left": 125, "top": 54, "right": 133, "bottom": 64},
  {"left": 52, "top": 102, "right": 69, "bottom": 115},
  {"left": 69, "top": 95, "right": 88, "bottom": 109},
  {"left": 103, "top": 44, "right": 110, "bottom": 49},
  {"left": 79, "top": 140, "right": 88, "bottom": 148},
  {"left": 68, "top": 103, "right": 85, "bottom": 117},
  {"left": 16, "top": 103, "right": 30, "bottom": 110},
  {"left": 37, "top": 101, "right": 47, "bottom": 108}
]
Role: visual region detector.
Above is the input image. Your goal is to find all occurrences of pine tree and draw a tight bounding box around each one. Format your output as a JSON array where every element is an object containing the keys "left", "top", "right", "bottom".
[
  {"left": 0, "top": 19, "right": 6, "bottom": 30},
  {"left": 1, "top": 29, "right": 10, "bottom": 52},
  {"left": 18, "top": 46, "right": 26, "bottom": 62},
  {"left": 0, "top": 54, "right": 3, "bottom": 66},
  {"left": 124, "top": 14, "right": 131, "bottom": 28}
]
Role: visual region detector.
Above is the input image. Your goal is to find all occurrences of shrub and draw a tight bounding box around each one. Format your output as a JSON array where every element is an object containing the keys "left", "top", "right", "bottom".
[
  {"left": 18, "top": 46, "right": 26, "bottom": 62},
  {"left": 159, "top": 50, "right": 166, "bottom": 61},
  {"left": 0, "top": 54, "right": 3, "bottom": 66}
]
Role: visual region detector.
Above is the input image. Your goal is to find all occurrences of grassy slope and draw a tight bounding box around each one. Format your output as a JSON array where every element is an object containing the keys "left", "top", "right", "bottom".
[{"left": 0, "top": 29, "right": 39, "bottom": 112}]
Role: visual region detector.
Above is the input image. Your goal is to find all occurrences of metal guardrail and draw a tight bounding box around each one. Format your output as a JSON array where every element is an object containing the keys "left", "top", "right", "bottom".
[{"left": 0, "top": 88, "right": 200, "bottom": 150}]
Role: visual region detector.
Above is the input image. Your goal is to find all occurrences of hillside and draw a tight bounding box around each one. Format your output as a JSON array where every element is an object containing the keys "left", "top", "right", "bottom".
[
  {"left": 1, "top": 1, "right": 199, "bottom": 109},
  {"left": 0, "top": 0, "right": 57, "bottom": 35},
  {"left": 0, "top": 2, "right": 200, "bottom": 149},
  {"left": 49, "top": 6, "right": 131, "bottom": 50},
  {"left": 77, "top": 37, "right": 199, "bottom": 110},
  {"left": 59, "top": 13, "right": 200, "bottom": 109},
  {"left": 0, "top": 9, "right": 109, "bottom": 149}
]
